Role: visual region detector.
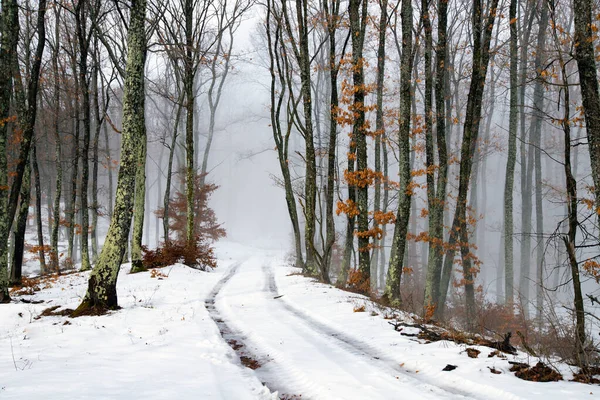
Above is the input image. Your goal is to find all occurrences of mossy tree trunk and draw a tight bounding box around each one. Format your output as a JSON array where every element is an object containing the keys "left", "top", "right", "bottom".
[
  {"left": 384, "top": 0, "right": 412, "bottom": 306},
  {"left": 1, "top": 0, "right": 45, "bottom": 302},
  {"left": 130, "top": 124, "right": 147, "bottom": 273},
  {"left": 427, "top": 0, "right": 448, "bottom": 317},
  {"left": 573, "top": 0, "right": 600, "bottom": 221},
  {"left": 0, "top": 0, "right": 19, "bottom": 302},
  {"left": 74, "top": 0, "right": 147, "bottom": 314}
]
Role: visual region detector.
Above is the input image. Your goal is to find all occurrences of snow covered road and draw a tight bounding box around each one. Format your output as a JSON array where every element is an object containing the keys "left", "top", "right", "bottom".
[{"left": 212, "top": 258, "right": 469, "bottom": 399}]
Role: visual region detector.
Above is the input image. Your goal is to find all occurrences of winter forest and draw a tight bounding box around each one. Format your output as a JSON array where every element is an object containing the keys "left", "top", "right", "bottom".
[{"left": 1, "top": 0, "right": 600, "bottom": 397}]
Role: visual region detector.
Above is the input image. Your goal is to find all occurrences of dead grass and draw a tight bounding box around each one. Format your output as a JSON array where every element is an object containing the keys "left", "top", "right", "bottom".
[
  {"left": 509, "top": 361, "right": 563, "bottom": 382},
  {"left": 572, "top": 367, "right": 600, "bottom": 384},
  {"left": 34, "top": 305, "right": 74, "bottom": 319}
]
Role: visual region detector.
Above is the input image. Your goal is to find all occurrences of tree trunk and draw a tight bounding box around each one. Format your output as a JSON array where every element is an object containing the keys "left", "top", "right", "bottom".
[
  {"left": 573, "top": 0, "right": 600, "bottom": 220},
  {"left": 10, "top": 161, "right": 31, "bottom": 285},
  {"left": 349, "top": 0, "right": 370, "bottom": 285},
  {"left": 32, "top": 144, "right": 47, "bottom": 274},
  {"left": 130, "top": 126, "right": 147, "bottom": 273},
  {"left": 322, "top": 0, "right": 342, "bottom": 283},
  {"left": 91, "top": 35, "right": 102, "bottom": 263},
  {"left": 379, "top": 133, "right": 389, "bottom": 289},
  {"left": 74, "top": 0, "right": 147, "bottom": 314},
  {"left": 518, "top": 2, "right": 535, "bottom": 313},
  {"left": 10, "top": 167, "right": 30, "bottom": 284},
  {"left": 266, "top": 0, "right": 305, "bottom": 270},
  {"left": 532, "top": 3, "right": 548, "bottom": 320},
  {"left": 438, "top": 0, "right": 500, "bottom": 325},
  {"left": 50, "top": 3, "right": 62, "bottom": 271},
  {"left": 384, "top": 0, "right": 412, "bottom": 306},
  {"left": 504, "top": 0, "right": 518, "bottom": 306},
  {"left": 68, "top": 53, "right": 80, "bottom": 265},
  {"left": 164, "top": 99, "right": 183, "bottom": 243},
  {"left": 553, "top": 33, "right": 587, "bottom": 364},
  {"left": 372, "top": 0, "right": 388, "bottom": 292},
  {"left": 76, "top": 0, "right": 92, "bottom": 271},
  {"left": 422, "top": 0, "right": 439, "bottom": 314},
  {"left": 104, "top": 117, "right": 114, "bottom": 218},
  {"left": 184, "top": 0, "right": 195, "bottom": 246},
  {"left": 284, "top": 0, "right": 317, "bottom": 274}
]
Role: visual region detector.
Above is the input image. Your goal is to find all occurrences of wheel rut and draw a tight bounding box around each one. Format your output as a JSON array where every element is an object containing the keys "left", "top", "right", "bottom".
[
  {"left": 262, "top": 264, "right": 481, "bottom": 400},
  {"left": 205, "top": 262, "right": 291, "bottom": 399}
]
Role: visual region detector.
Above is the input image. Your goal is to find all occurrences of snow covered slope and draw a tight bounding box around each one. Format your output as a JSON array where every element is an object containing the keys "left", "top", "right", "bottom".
[{"left": 0, "top": 243, "right": 597, "bottom": 399}]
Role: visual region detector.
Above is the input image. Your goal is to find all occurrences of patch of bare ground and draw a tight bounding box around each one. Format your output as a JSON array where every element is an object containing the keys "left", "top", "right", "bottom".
[
  {"left": 509, "top": 361, "right": 563, "bottom": 382},
  {"left": 572, "top": 367, "right": 600, "bottom": 384},
  {"left": 240, "top": 355, "right": 261, "bottom": 370},
  {"left": 34, "top": 305, "right": 74, "bottom": 319}
]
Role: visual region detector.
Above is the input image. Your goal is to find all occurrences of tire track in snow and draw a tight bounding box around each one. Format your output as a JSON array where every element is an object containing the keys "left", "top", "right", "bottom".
[
  {"left": 217, "top": 261, "right": 461, "bottom": 399},
  {"left": 205, "top": 262, "right": 280, "bottom": 399},
  {"left": 264, "top": 264, "right": 522, "bottom": 400}
]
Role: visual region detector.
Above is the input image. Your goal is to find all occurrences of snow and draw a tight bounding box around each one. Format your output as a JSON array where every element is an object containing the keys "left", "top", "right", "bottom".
[{"left": 1, "top": 242, "right": 598, "bottom": 399}]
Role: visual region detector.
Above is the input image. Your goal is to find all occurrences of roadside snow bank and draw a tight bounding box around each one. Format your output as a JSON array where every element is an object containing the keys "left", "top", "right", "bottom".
[
  {"left": 0, "top": 256, "right": 273, "bottom": 399},
  {"left": 271, "top": 255, "right": 598, "bottom": 400}
]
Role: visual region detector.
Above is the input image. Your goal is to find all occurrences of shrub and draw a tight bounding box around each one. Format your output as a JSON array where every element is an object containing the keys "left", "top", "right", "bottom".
[
  {"left": 155, "top": 172, "right": 226, "bottom": 243},
  {"left": 142, "top": 240, "right": 217, "bottom": 271},
  {"left": 147, "top": 172, "right": 224, "bottom": 271}
]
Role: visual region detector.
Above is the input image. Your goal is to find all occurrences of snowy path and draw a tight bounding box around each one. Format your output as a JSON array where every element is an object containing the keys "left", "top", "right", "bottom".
[
  {"left": 2, "top": 244, "right": 595, "bottom": 399},
  {"left": 211, "top": 258, "right": 470, "bottom": 399}
]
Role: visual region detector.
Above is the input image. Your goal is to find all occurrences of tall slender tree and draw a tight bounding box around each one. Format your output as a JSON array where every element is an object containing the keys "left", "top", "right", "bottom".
[
  {"left": 504, "top": 0, "right": 519, "bottom": 307},
  {"left": 74, "top": 0, "right": 147, "bottom": 314},
  {"left": 385, "top": 0, "right": 413, "bottom": 305},
  {"left": 573, "top": 0, "right": 600, "bottom": 218}
]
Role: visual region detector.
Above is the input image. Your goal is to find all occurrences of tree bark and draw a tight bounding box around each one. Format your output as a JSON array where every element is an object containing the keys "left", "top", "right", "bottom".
[
  {"left": 573, "top": 0, "right": 600, "bottom": 220},
  {"left": 184, "top": 0, "right": 196, "bottom": 246},
  {"left": 504, "top": 0, "right": 518, "bottom": 307},
  {"left": 164, "top": 99, "right": 183, "bottom": 243},
  {"left": 532, "top": 3, "right": 548, "bottom": 320},
  {"left": 74, "top": 0, "right": 147, "bottom": 314},
  {"left": 372, "top": 0, "right": 388, "bottom": 291},
  {"left": 32, "top": 144, "right": 47, "bottom": 274},
  {"left": 76, "top": 0, "right": 92, "bottom": 272},
  {"left": 266, "top": 0, "right": 305, "bottom": 270},
  {"left": 130, "top": 122, "right": 147, "bottom": 273},
  {"left": 10, "top": 160, "right": 31, "bottom": 285},
  {"left": 349, "top": 0, "right": 370, "bottom": 285},
  {"left": 50, "top": 2, "right": 62, "bottom": 271},
  {"left": 438, "top": 0, "right": 500, "bottom": 325},
  {"left": 384, "top": 0, "right": 412, "bottom": 306}
]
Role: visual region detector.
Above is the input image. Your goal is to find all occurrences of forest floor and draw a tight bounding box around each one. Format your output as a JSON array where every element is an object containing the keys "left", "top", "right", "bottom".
[{"left": 0, "top": 241, "right": 598, "bottom": 399}]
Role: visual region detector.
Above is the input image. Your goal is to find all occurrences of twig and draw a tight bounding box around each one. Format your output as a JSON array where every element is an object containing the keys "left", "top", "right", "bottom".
[{"left": 10, "top": 337, "right": 17, "bottom": 371}]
